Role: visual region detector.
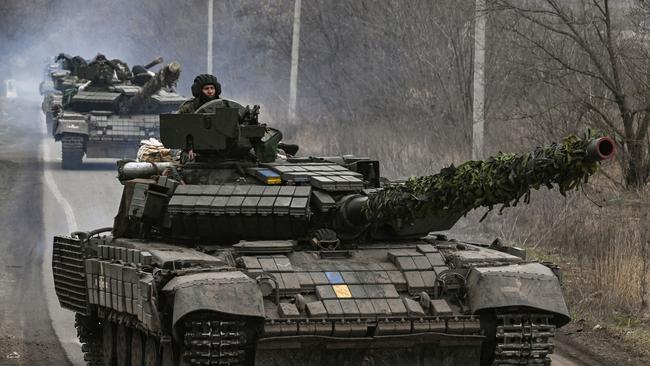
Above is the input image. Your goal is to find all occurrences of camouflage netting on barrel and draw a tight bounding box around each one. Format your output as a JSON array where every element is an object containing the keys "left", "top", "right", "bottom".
[{"left": 363, "top": 131, "right": 614, "bottom": 228}]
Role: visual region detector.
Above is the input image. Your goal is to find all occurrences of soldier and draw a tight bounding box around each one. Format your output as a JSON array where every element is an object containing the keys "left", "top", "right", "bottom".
[
  {"left": 69, "top": 56, "right": 88, "bottom": 77},
  {"left": 177, "top": 74, "right": 222, "bottom": 113},
  {"left": 110, "top": 58, "right": 132, "bottom": 81},
  {"left": 82, "top": 54, "right": 117, "bottom": 86},
  {"left": 55, "top": 53, "right": 73, "bottom": 71}
]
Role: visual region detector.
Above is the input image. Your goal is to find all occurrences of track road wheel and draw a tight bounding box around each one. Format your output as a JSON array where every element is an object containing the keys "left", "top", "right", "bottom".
[
  {"left": 144, "top": 335, "right": 160, "bottom": 366},
  {"left": 116, "top": 324, "right": 132, "bottom": 366},
  {"left": 482, "top": 311, "right": 556, "bottom": 366},
  {"left": 103, "top": 322, "right": 117, "bottom": 366},
  {"left": 75, "top": 314, "right": 104, "bottom": 366},
  {"left": 131, "top": 330, "right": 144, "bottom": 366},
  {"left": 181, "top": 318, "right": 247, "bottom": 366}
]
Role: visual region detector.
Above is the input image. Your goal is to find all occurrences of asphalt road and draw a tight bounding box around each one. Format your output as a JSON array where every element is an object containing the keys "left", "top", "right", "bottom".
[
  {"left": 0, "top": 98, "right": 119, "bottom": 366},
  {"left": 0, "top": 96, "right": 591, "bottom": 366}
]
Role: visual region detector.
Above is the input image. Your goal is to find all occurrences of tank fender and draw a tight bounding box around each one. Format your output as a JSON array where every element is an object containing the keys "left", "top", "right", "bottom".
[
  {"left": 466, "top": 262, "right": 570, "bottom": 326},
  {"left": 55, "top": 119, "right": 89, "bottom": 138},
  {"left": 163, "top": 271, "right": 265, "bottom": 334}
]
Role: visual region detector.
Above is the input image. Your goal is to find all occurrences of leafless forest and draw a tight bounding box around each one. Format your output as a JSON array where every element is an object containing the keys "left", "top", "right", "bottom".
[{"left": 1, "top": 0, "right": 650, "bottom": 353}]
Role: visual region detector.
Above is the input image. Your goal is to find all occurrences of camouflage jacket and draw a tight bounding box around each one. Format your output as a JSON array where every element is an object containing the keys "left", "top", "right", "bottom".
[{"left": 177, "top": 98, "right": 202, "bottom": 114}]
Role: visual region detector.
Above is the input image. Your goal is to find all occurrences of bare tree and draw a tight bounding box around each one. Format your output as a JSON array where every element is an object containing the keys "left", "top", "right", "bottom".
[
  {"left": 491, "top": 0, "right": 650, "bottom": 187},
  {"left": 236, "top": 0, "right": 478, "bottom": 176}
]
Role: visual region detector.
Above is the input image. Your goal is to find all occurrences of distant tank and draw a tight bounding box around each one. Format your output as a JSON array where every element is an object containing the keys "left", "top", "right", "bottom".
[
  {"left": 51, "top": 55, "right": 185, "bottom": 169},
  {"left": 52, "top": 101, "right": 615, "bottom": 365},
  {"left": 39, "top": 56, "right": 61, "bottom": 96},
  {"left": 41, "top": 55, "right": 66, "bottom": 126}
]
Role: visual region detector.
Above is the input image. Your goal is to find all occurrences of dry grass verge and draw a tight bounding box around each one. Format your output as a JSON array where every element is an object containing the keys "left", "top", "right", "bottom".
[{"left": 457, "top": 176, "right": 650, "bottom": 357}]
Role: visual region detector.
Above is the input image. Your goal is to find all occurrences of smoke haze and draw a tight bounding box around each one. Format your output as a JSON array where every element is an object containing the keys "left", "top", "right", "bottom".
[
  {"left": 1, "top": 0, "right": 492, "bottom": 178},
  {"left": 5, "top": 0, "right": 625, "bottom": 179}
]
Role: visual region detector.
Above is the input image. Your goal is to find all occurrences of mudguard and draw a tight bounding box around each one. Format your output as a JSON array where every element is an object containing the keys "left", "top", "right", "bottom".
[
  {"left": 163, "top": 271, "right": 265, "bottom": 334},
  {"left": 466, "top": 262, "right": 571, "bottom": 326},
  {"left": 55, "top": 119, "right": 89, "bottom": 137}
]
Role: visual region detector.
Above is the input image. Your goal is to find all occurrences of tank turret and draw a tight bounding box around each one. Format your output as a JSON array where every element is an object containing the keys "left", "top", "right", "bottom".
[
  {"left": 116, "top": 117, "right": 614, "bottom": 243},
  {"left": 53, "top": 103, "right": 616, "bottom": 366}
]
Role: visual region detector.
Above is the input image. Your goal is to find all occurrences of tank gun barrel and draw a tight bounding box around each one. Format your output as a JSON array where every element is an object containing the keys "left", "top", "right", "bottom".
[
  {"left": 586, "top": 137, "right": 615, "bottom": 161},
  {"left": 337, "top": 134, "right": 615, "bottom": 233},
  {"left": 143, "top": 56, "right": 163, "bottom": 70},
  {"left": 122, "top": 61, "right": 181, "bottom": 112}
]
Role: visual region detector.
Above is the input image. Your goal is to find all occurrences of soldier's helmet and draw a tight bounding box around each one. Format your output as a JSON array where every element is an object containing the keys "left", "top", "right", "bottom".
[
  {"left": 191, "top": 74, "right": 221, "bottom": 99},
  {"left": 94, "top": 54, "right": 108, "bottom": 62}
]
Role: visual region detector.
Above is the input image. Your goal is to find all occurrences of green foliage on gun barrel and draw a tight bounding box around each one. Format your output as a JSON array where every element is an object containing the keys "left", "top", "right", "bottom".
[{"left": 363, "top": 131, "right": 607, "bottom": 228}]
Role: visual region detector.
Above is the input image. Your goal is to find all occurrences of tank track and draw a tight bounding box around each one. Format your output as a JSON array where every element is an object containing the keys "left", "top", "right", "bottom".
[
  {"left": 183, "top": 319, "right": 246, "bottom": 366},
  {"left": 492, "top": 313, "right": 555, "bottom": 366},
  {"left": 75, "top": 314, "right": 104, "bottom": 366},
  {"left": 61, "top": 134, "right": 85, "bottom": 169}
]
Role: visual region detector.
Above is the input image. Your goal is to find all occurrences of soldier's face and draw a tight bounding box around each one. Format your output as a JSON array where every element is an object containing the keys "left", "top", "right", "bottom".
[{"left": 202, "top": 84, "right": 216, "bottom": 98}]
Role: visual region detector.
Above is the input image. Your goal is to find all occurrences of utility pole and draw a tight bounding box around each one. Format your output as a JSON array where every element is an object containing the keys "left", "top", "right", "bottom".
[
  {"left": 288, "top": 0, "right": 302, "bottom": 124},
  {"left": 472, "top": 0, "right": 487, "bottom": 160},
  {"left": 207, "top": 0, "right": 214, "bottom": 74}
]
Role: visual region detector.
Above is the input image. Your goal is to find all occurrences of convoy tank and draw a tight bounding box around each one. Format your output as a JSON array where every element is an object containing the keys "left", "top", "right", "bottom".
[
  {"left": 39, "top": 56, "right": 61, "bottom": 96},
  {"left": 51, "top": 56, "right": 185, "bottom": 169},
  {"left": 40, "top": 54, "right": 77, "bottom": 129},
  {"left": 52, "top": 100, "right": 615, "bottom": 366}
]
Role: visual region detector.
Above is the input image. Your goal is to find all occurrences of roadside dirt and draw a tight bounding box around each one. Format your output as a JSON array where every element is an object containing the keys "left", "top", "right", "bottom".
[{"left": 556, "top": 320, "right": 650, "bottom": 366}]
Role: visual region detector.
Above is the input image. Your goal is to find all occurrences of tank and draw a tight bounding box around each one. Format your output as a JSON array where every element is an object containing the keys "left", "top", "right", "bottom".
[
  {"left": 41, "top": 55, "right": 69, "bottom": 128},
  {"left": 51, "top": 55, "right": 186, "bottom": 169},
  {"left": 39, "top": 56, "right": 61, "bottom": 96},
  {"left": 52, "top": 101, "right": 615, "bottom": 366}
]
